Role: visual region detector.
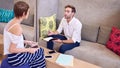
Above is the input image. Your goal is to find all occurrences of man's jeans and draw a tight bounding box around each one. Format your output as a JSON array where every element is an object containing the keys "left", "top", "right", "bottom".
[{"left": 47, "top": 34, "right": 80, "bottom": 53}]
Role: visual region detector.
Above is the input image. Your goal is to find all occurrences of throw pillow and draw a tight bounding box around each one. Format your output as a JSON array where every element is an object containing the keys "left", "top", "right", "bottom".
[
  {"left": 0, "top": 8, "right": 14, "bottom": 23},
  {"left": 106, "top": 27, "right": 120, "bottom": 56},
  {"left": 81, "top": 24, "right": 99, "bottom": 42},
  {"left": 97, "top": 26, "right": 112, "bottom": 45},
  {"left": 39, "top": 14, "right": 56, "bottom": 39}
]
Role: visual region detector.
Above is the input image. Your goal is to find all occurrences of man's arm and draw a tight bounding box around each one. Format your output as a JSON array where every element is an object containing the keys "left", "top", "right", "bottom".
[
  {"left": 62, "top": 39, "right": 74, "bottom": 43},
  {"left": 48, "top": 18, "right": 64, "bottom": 36},
  {"left": 54, "top": 39, "right": 74, "bottom": 43},
  {"left": 48, "top": 31, "right": 59, "bottom": 36}
]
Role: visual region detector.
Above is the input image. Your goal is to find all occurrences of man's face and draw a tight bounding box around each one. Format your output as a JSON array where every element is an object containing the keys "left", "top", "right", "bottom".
[{"left": 64, "top": 7, "right": 74, "bottom": 19}]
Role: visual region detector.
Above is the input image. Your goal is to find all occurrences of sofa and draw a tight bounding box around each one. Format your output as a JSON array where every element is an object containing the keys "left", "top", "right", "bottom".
[
  {"left": 1, "top": 0, "right": 120, "bottom": 68},
  {"left": 36, "top": 0, "right": 120, "bottom": 68},
  {"left": 0, "top": 0, "right": 35, "bottom": 41},
  {"left": 38, "top": 23, "right": 120, "bottom": 68}
]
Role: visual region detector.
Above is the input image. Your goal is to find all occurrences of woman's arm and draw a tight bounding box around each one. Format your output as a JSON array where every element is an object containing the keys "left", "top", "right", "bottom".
[
  {"left": 9, "top": 42, "right": 39, "bottom": 54},
  {"left": 9, "top": 24, "right": 38, "bottom": 54},
  {"left": 24, "top": 40, "right": 38, "bottom": 47}
]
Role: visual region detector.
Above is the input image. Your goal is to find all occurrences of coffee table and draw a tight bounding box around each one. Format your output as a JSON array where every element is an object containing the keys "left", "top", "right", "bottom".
[
  {"left": 0, "top": 34, "right": 3, "bottom": 58},
  {"left": 40, "top": 46, "right": 101, "bottom": 68}
]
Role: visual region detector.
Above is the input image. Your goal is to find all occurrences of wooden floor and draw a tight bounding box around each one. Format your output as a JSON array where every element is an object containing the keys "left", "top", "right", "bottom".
[
  {"left": 0, "top": 54, "right": 6, "bottom": 64},
  {"left": 0, "top": 55, "right": 2, "bottom": 64}
]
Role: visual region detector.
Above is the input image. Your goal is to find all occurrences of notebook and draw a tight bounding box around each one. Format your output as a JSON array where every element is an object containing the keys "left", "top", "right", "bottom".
[
  {"left": 55, "top": 54, "right": 74, "bottom": 66},
  {"left": 43, "top": 37, "right": 53, "bottom": 41}
]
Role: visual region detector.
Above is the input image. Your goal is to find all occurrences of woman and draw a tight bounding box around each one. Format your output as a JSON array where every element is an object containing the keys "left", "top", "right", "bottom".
[{"left": 4, "top": 1, "right": 46, "bottom": 68}]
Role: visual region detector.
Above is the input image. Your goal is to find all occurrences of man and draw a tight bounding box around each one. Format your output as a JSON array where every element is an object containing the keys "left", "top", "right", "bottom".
[{"left": 47, "top": 5, "right": 82, "bottom": 53}]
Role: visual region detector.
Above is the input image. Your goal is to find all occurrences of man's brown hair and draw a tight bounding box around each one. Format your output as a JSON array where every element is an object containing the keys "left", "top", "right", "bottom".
[
  {"left": 65, "top": 5, "right": 76, "bottom": 13},
  {"left": 14, "top": 1, "right": 29, "bottom": 18}
]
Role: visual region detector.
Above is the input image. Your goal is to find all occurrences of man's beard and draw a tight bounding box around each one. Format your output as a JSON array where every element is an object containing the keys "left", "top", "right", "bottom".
[{"left": 64, "top": 15, "right": 71, "bottom": 19}]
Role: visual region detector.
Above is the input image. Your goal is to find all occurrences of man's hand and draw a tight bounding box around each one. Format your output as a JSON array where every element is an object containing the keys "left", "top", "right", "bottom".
[
  {"left": 48, "top": 31, "right": 54, "bottom": 36},
  {"left": 53, "top": 39, "right": 63, "bottom": 43},
  {"left": 48, "top": 31, "right": 59, "bottom": 36}
]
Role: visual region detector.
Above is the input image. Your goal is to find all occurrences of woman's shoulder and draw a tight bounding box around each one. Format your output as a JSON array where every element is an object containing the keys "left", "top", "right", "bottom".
[{"left": 8, "top": 23, "right": 22, "bottom": 36}]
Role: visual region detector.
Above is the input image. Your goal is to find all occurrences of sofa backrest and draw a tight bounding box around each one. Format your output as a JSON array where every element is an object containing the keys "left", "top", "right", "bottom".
[
  {"left": 22, "top": 14, "right": 34, "bottom": 26},
  {"left": 0, "top": 0, "right": 14, "bottom": 9},
  {"left": 57, "top": 0, "right": 120, "bottom": 27},
  {"left": 81, "top": 24, "right": 99, "bottom": 42}
]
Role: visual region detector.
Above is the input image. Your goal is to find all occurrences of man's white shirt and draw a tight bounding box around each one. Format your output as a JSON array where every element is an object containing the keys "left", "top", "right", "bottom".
[{"left": 57, "top": 17, "right": 82, "bottom": 43}]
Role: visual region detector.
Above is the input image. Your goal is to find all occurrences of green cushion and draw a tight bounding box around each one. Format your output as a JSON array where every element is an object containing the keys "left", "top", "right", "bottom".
[
  {"left": 0, "top": 8, "right": 14, "bottom": 23},
  {"left": 39, "top": 14, "right": 56, "bottom": 39}
]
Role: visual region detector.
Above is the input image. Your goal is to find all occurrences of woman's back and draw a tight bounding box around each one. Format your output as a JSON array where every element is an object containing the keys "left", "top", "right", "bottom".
[{"left": 4, "top": 20, "right": 24, "bottom": 55}]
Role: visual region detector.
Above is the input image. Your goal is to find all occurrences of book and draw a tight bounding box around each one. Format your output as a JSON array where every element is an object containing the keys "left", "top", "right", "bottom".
[
  {"left": 55, "top": 54, "right": 74, "bottom": 66},
  {"left": 43, "top": 37, "right": 53, "bottom": 41}
]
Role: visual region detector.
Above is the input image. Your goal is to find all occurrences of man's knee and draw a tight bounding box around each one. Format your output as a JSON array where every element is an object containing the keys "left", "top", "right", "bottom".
[
  {"left": 59, "top": 45, "right": 66, "bottom": 53},
  {"left": 47, "top": 40, "right": 54, "bottom": 50}
]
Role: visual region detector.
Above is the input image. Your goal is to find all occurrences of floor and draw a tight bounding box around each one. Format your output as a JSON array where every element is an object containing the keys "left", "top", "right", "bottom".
[
  {"left": 0, "top": 54, "right": 4, "bottom": 64},
  {"left": 0, "top": 55, "right": 2, "bottom": 64}
]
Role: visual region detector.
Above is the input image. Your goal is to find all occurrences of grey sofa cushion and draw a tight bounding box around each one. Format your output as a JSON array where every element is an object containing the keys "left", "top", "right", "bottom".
[
  {"left": 66, "top": 40, "right": 120, "bottom": 68},
  {"left": 0, "top": 0, "right": 13, "bottom": 9},
  {"left": 22, "top": 14, "right": 34, "bottom": 26},
  {"left": 0, "top": 23, "right": 7, "bottom": 34},
  {"left": 21, "top": 24, "right": 34, "bottom": 41},
  {"left": 81, "top": 24, "right": 99, "bottom": 42},
  {"left": 97, "top": 26, "right": 112, "bottom": 45}
]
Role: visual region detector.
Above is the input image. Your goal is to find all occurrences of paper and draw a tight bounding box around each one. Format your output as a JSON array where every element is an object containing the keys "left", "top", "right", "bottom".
[
  {"left": 43, "top": 37, "right": 53, "bottom": 41},
  {"left": 56, "top": 54, "right": 74, "bottom": 66}
]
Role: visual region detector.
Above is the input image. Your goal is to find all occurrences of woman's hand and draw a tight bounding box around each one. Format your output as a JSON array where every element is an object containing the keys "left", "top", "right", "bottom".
[
  {"left": 30, "top": 42, "right": 38, "bottom": 47},
  {"left": 24, "top": 40, "right": 32, "bottom": 45},
  {"left": 25, "top": 40, "right": 38, "bottom": 47},
  {"left": 28, "top": 48, "right": 39, "bottom": 54}
]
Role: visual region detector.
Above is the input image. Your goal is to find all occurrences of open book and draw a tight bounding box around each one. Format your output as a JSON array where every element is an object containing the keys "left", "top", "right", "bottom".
[
  {"left": 43, "top": 37, "right": 53, "bottom": 41},
  {"left": 56, "top": 54, "right": 74, "bottom": 66}
]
